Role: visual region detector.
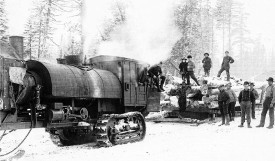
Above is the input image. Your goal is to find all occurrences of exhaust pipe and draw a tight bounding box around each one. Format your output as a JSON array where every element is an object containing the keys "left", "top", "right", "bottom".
[{"left": 9, "top": 36, "right": 24, "bottom": 59}]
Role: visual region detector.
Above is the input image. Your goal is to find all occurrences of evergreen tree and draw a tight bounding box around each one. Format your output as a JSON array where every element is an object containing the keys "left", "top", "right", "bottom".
[{"left": 0, "top": 0, "right": 8, "bottom": 42}]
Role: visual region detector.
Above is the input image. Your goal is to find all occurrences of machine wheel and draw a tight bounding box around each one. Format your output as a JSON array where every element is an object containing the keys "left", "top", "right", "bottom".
[
  {"left": 49, "top": 129, "right": 96, "bottom": 146},
  {"left": 141, "top": 108, "right": 149, "bottom": 117}
]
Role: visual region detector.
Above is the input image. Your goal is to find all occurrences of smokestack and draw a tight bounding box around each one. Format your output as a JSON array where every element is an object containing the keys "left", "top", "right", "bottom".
[
  {"left": 9, "top": 36, "right": 24, "bottom": 59},
  {"left": 65, "top": 55, "right": 81, "bottom": 66}
]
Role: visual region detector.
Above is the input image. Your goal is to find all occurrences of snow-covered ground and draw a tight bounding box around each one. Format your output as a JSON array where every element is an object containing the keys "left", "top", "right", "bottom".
[{"left": 1, "top": 109, "right": 275, "bottom": 161}]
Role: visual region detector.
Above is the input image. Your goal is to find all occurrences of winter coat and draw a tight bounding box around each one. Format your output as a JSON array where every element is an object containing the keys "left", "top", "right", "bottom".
[
  {"left": 218, "top": 90, "right": 230, "bottom": 104},
  {"left": 187, "top": 61, "right": 195, "bottom": 72},
  {"left": 179, "top": 62, "right": 188, "bottom": 73},
  {"left": 202, "top": 57, "right": 212, "bottom": 69},
  {"left": 148, "top": 65, "right": 162, "bottom": 76},
  {"left": 221, "top": 56, "right": 234, "bottom": 69},
  {"left": 251, "top": 88, "right": 259, "bottom": 100},
  {"left": 226, "top": 89, "right": 237, "bottom": 102}
]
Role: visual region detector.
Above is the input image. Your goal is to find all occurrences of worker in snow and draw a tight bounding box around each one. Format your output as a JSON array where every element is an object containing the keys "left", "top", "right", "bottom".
[
  {"left": 217, "top": 51, "right": 234, "bottom": 81},
  {"left": 179, "top": 57, "right": 188, "bottom": 84},
  {"left": 250, "top": 82, "right": 259, "bottom": 119},
  {"left": 256, "top": 77, "right": 275, "bottom": 129},
  {"left": 186, "top": 55, "right": 200, "bottom": 86},
  {"left": 226, "top": 83, "right": 237, "bottom": 121},
  {"left": 202, "top": 53, "right": 212, "bottom": 77},
  {"left": 218, "top": 84, "right": 230, "bottom": 126},
  {"left": 238, "top": 81, "right": 255, "bottom": 128},
  {"left": 148, "top": 62, "right": 166, "bottom": 92}
]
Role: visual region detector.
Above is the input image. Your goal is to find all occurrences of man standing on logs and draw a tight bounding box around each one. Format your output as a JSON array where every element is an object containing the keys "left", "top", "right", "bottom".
[
  {"left": 186, "top": 55, "right": 200, "bottom": 86},
  {"left": 202, "top": 53, "right": 212, "bottom": 77},
  {"left": 217, "top": 51, "right": 234, "bottom": 81},
  {"left": 179, "top": 57, "right": 188, "bottom": 84}
]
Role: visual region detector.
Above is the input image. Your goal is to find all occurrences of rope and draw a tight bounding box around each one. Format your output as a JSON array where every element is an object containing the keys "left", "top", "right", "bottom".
[
  {"left": 0, "top": 121, "right": 32, "bottom": 157},
  {"left": 0, "top": 130, "right": 6, "bottom": 143}
]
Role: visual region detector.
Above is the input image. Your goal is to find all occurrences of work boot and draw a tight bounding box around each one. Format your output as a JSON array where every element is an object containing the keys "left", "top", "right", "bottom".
[
  {"left": 267, "top": 125, "right": 273, "bottom": 129},
  {"left": 256, "top": 124, "right": 264, "bottom": 128},
  {"left": 225, "top": 114, "right": 230, "bottom": 126},
  {"left": 219, "top": 117, "right": 225, "bottom": 126},
  {"left": 160, "top": 79, "right": 165, "bottom": 90},
  {"left": 247, "top": 123, "right": 252, "bottom": 128},
  {"left": 156, "top": 84, "right": 162, "bottom": 92},
  {"left": 238, "top": 123, "right": 244, "bottom": 128},
  {"left": 218, "top": 123, "right": 225, "bottom": 126}
]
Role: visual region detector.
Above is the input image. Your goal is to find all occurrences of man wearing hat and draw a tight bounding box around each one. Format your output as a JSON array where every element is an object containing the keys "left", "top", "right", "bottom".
[
  {"left": 256, "top": 77, "right": 275, "bottom": 129},
  {"left": 202, "top": 53, "right": 212, "bottom": 77},
  {"left": 179, "top": 57, "right": 188, "bottom": 84},
  {"left": 217, "top": 51, "right": 234, "bottom": 81},
  {"left": 226, "top": 82, "right": 237, "bottom": 121},
  {"left": 238, "top": 81, "right": 255, "bottom": 128},
  {"left": 250, "top": 82, "right": 259, "bottom": 119},
  {"left": 218, "top": 84, "right": 231, "bottom": 126},
  {"left": 186, "top": 55, "right": 200, "bottom": 86}
]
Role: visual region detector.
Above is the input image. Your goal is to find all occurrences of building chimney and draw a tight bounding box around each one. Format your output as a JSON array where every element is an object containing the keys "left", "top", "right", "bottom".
[{"left": 9, "top": 36, "right": 24, "bottom": 59}]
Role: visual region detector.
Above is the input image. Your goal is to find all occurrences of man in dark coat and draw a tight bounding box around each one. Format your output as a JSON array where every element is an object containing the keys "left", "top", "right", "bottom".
[
  {"left": 179, "top": 57, "right": 188, "bottom": 84},
  {"left": 250, "top": 82, "right": 259, "bottom": 119},
  {"left": 238, "top": 81, "right": 255, "bottom": 128},
  {"left": 218, "top": 84, "right": 230, "bottom": 126},
  {"left": 202, "top": 53, "right": 212, "bottom": 77},
  {"left": 148, "top": 62, "right": 166, "bottom": 92},
  {"left": 217, "top": 51, "right": 234, "bottom": 81}
]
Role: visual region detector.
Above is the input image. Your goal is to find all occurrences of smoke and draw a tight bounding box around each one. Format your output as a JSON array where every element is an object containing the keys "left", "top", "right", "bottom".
[{"left": 83, "top": 0, "right": 181, "bottom": 65}]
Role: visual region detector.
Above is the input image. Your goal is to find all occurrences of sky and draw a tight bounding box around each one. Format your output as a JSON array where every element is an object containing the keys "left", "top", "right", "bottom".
[
  {"left": 245, "top": 0, "right": 275, "bottom": 41},
  {"left": 6, "top": 0, "right": 32, "bottom": 36},
  {"left": 5, "top": 0, "right": 275, "bottom": 61},
  {"left": 83, "top": 0, "right": 182, "bottom": 64},
  {"left": 6, "top": 0, "right": 275, "bottom": 37}
]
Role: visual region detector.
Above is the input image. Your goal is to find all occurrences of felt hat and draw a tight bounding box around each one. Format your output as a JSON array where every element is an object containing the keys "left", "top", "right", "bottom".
[
  {"left": 267, "top": 77, "right": 274, "bottom": 82},
  {"left": 243, "top": 81, "right": 250, "bottom": 85}
]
